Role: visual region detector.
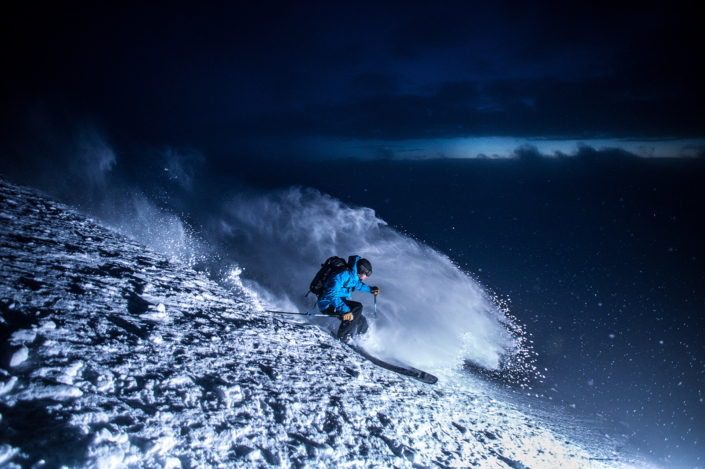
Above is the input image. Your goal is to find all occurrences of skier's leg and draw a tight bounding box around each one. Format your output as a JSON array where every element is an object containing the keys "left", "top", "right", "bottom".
[
  {"left": 355, "top": 313, "right": 369, "bottom": 336},
  {"left": 337, "top": 300, "right": 365, "bottom": 341}
]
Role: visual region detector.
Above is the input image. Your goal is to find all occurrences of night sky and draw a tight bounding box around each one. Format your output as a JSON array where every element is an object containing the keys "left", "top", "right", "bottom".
[{"left": 2, "top": 2, "right": 704, "bottom": 466}]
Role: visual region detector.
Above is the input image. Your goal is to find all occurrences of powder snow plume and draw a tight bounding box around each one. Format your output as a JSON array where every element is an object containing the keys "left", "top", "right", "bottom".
[{"left": 210, "top": 187, "right": 518, "bottom": 370}]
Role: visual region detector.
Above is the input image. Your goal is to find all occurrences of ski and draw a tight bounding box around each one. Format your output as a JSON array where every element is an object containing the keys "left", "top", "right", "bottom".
[{"left": 349, "top": 345, "right": 438, "bottom": 385}]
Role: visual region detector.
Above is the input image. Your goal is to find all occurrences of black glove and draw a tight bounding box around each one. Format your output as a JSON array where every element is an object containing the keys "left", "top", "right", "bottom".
[{"left": 371, "top": 286, "right": 379, "bottom": 296}]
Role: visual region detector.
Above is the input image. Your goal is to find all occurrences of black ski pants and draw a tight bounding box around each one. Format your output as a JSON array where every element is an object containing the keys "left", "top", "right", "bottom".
[{"left": 323, "top": 299, "right": 368, "bottom": 341}]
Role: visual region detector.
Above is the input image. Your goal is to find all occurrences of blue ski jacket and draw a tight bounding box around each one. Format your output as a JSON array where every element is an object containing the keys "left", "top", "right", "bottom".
[{"left": 317, "top": 255, "right": 372, "bottom": 313}]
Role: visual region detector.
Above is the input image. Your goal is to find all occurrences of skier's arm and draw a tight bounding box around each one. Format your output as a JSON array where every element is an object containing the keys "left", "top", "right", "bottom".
[{"left": 355, "top": 278, "right": 372, "bottom": 294}]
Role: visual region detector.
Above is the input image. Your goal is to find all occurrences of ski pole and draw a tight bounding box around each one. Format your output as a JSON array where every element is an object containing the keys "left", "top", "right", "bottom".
[
  {"left": 374, "top": 295, "right": 377, "bottom": 318},
  {"left": 264, "top": 310, "right": 337, "bottom": 317}
]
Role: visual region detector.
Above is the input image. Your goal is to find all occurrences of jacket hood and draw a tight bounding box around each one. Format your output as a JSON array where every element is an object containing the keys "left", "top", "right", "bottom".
[{"left": 348, "top": 255, "right": 360, "bottom": 273}]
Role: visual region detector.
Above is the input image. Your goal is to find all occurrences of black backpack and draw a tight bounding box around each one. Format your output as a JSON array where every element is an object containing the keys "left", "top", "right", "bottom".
[{"left": 307, "top": 256, "right": 350, "bottom": 298}]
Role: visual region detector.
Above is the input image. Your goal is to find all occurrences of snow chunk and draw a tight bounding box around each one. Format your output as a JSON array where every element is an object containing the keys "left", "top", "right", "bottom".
[
  {"left": 41, "top": 340, "right": 61, "bottom": 357},
  {"left": 10, "top": 329, "right": 36, "bottom": 344},
  {"left": 54, "top": 363, "right": 82, "bottom": 385},
  {"left": 218, "top": 385, "right": 242, "bottom": 408},
  {"left": 39, "top": 320, "right": 56, "bottom": 331},
  {"left": 9, "top": 345, "right": 28, "bottom": 367},
  {"left": 0, "top": 376, "right": 18, "bottom": 395},
  {"left": 140, "top": 311, "right": 169, "bottom": 322},
  {"left": 146, "top": 435, "right": 177, "bottom": 455},
  {"left": 0, "top": 444, "right": 20, "bottom": 465},
  {"left": 165, "top": 457, "right": 182, "bottom": 469},
  {"left": 64, "top": 361, "right": 83, "bottom": 377},
  {"left": 166, "top": 375, "right": 194, "bottom": 388},
  {"left": 87, "top": 443, "right": 125, "bottom": 469},
  {"left": 95, "top": 372, "right": 114, "bottom": 392},
  {"left": 55, "top": 373, "right": 74, "bottom": 385},
  {"left": 149, "top": 333, "right": 163, "bottom": 344},
  {"left": 94, "top": 427, "right": 128, "bottom": 445},
  {"left": 32, "top": 363, "right": 82, "bottom": 385},
  {"left": 16, "top": 384, "right": 83, "bottom": 401}
]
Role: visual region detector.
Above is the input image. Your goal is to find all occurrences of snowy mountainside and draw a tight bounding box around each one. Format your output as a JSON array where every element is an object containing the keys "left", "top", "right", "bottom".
[{"left": 0, "top": 177, "right": 649, "bottom": 468}]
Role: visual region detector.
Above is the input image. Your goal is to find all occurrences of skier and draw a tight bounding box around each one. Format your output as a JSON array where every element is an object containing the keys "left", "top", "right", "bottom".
[{"left": 318, "top": 256, "right": 379, "bottom": 342}]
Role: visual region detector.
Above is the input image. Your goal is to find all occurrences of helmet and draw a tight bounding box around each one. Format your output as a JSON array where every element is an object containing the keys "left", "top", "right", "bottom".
[{"left": 357, "top": 258, "right": 372, "bottom": 276}]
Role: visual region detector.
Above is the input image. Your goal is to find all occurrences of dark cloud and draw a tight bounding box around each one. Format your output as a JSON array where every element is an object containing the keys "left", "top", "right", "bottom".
[
  {"left": 241, "top": 70, "right": 703, "bottom": 142},
  {"left": 347, "top": 73, "right": 402, "bottom": 99},
  {"left": 1, "top": 1, "right": 703, "bottom": 159},
  {"left": 389, "top": 3, "right": 475, "bottom": 60}
]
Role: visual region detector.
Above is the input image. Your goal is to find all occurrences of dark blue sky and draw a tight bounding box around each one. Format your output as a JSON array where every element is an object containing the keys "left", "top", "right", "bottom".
[{"left": 2, "top": 1, "right": 704, "bottom": 164}]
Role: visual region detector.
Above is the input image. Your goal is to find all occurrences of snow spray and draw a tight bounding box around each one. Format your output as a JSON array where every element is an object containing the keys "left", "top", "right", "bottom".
[{"left": 211, "top": 187, "right": 517, "bottom": 371}]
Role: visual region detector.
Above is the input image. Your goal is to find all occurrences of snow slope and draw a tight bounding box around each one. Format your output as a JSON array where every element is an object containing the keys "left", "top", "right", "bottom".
[{"left": 0, "top": 177, "right": 652, "bottom": 468}]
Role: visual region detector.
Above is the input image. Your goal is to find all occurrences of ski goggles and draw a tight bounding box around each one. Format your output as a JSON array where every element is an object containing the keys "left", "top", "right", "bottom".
[{"left": 359, "top": 266, "right": 372, "bottom": 277}]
